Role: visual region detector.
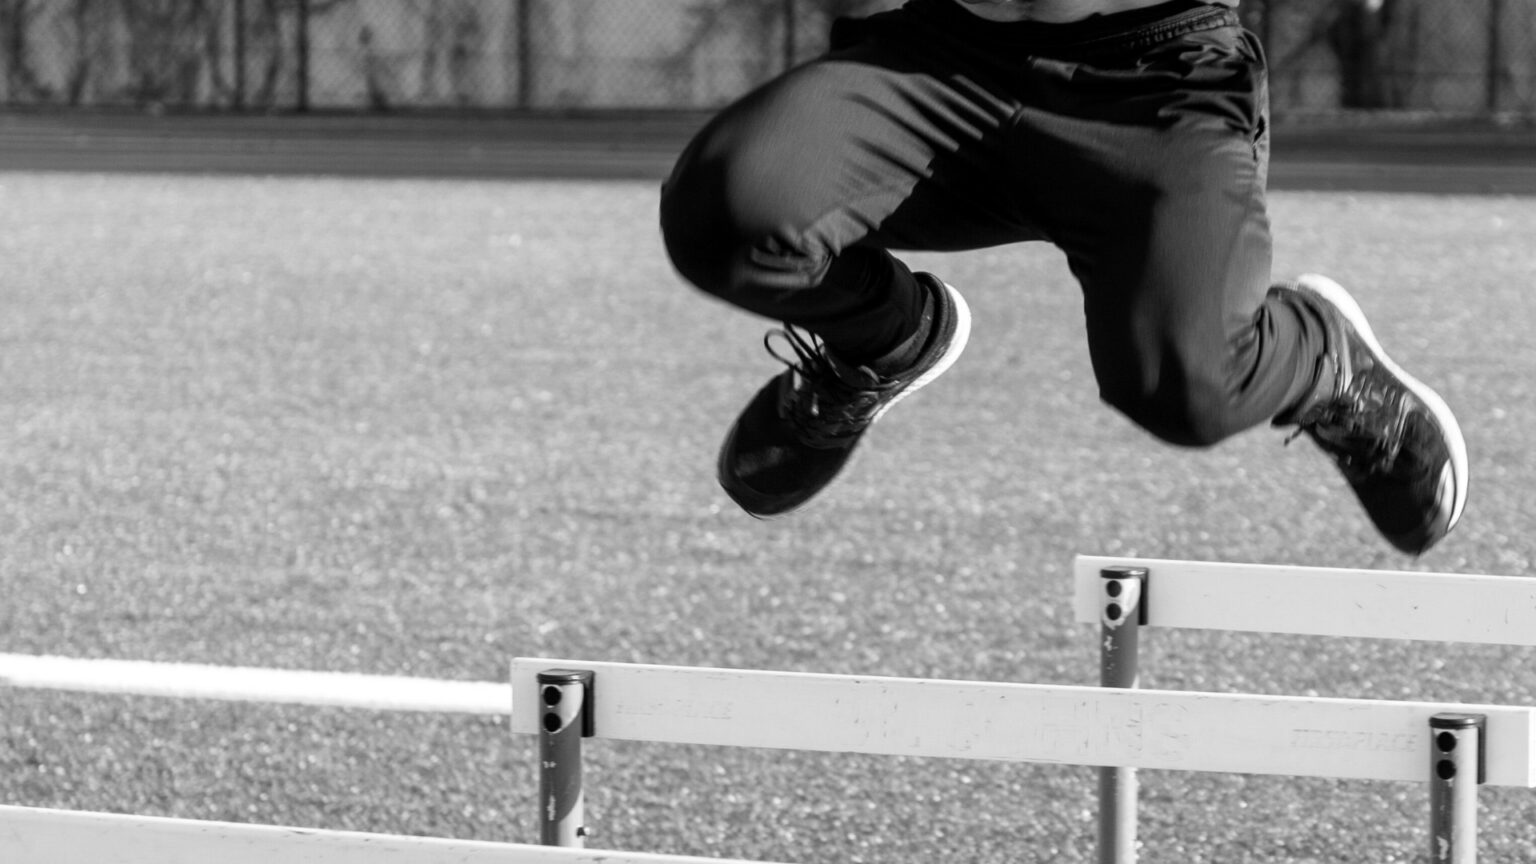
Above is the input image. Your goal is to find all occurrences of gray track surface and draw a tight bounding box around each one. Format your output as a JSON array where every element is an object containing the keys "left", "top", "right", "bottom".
[{"left": 4, "top": 111, "right": 1536, "bottom": 194}]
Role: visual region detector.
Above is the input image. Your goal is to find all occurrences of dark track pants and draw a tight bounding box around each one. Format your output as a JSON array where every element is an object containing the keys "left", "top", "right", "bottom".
[{"left": 659, "top": 0, "right": 1325, "bottom": 447}]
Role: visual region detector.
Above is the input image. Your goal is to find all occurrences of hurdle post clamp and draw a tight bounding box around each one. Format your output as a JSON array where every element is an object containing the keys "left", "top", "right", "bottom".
[
  {"left": 1098, "top": 565, "right": 1147, "bottom": 864},
  {"left": 538, "top": 669, "right": 595, "bottom": 847},
  {"left": 1429, "top": 712, "right": 1485, "bottom": 864}
]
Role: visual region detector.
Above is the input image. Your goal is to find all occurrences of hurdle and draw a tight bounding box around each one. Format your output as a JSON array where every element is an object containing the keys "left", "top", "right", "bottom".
[
  {"left": 5, "top": 553, "right": 1534, "bottom": 864},
  {"left": 0, "top": 804, "right": 793, "bottom": 864},
  {"left": 511, "top": 657, "right": 1536, "bottom": 863},
  {"left": 1073, "top": 555, "right": 1536, "bottom": 864},
  {"left": 5, "top": 655, "right": 1525, "bottom": 864}
]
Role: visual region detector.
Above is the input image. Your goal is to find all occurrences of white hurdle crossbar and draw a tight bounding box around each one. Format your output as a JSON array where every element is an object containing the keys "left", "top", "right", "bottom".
[
  {"left": 1071, "top": 555, "right": 1536, "bottom": 645},
  {"left": 0, "top": 652, "right": 510, "bottom": 715},
  {"left": 0, "top": 805, "right": 793, "bottom": 864},
  {"left": 1072, "top": 555, "right": 1536, "bottom": 864},
  {"left": 511, "top": 657, "right": 1536, "bottom": 859}
]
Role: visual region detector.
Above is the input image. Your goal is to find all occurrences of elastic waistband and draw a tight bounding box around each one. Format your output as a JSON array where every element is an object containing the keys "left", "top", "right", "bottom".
[{"left": 905, "top": 0, "right": 1238, "bottom": 55}]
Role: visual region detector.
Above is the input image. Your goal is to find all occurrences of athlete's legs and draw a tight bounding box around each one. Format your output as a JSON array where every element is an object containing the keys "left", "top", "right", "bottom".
[
  {"left": 661, "top": 0, "right": 1465, "bottom": 550},
  {"left": 996, "top": 10, "right": 1321, "bottom": 447},
  {"left": 659, "top": 21, "right": 1034, "bottom": 366},
  {"left": 989, "top": 2, "right": 1464, "bottom": 551},
  {"left": 660, "top": 18, "right": 1041, "bottom": 516}
]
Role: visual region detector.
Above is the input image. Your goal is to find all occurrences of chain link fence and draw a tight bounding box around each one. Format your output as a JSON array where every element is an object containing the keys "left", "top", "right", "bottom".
[{"left": 2, "top": 0, "right": 1532, "bottom": 120}]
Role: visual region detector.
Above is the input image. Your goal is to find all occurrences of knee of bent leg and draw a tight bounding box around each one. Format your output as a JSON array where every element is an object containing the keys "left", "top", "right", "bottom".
[
  {"left": 659, "top": 134, "right": 776, "bottom": 301},
  {"left": 660, "top": 126, "right": 829, "bottom": 304},
  {"left": 659, "top": 155, "right": 733, "bottom": 296},
  {"left": 1099, "top": 363, "right": 1246, "bottom": 449}
]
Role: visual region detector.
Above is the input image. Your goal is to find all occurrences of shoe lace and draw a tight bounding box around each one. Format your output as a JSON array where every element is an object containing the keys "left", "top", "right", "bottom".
[
  {"left": 765, "top": 326, "right": 888, "bottom": 447},
  {"left": 1284, "top": 365, "right": 1409, "bottom": 475}
]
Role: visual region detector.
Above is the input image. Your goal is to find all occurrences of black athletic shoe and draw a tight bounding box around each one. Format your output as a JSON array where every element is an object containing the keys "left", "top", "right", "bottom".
[
  {"left": 717, "top": 274, "right": 971, "bottom": 518},
  {"left": 1274, "top": 274, "right": 1468, "bottom": 555}
]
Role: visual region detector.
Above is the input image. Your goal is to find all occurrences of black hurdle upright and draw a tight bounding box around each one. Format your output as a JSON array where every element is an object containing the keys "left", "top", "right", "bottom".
[
  {"left": 1097, "top": 565, "right": 1147, "bottom": 864},
  {"left": 1429, "top": 712, "right": 1485, "bottom": 864},
  {"left": 537, "top": 669, "right": 595, "bottom": 847}
]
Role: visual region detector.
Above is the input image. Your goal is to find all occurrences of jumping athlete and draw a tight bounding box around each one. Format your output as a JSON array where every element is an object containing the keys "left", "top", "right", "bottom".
[{"left": 658, "top": 0, "right": 1467, "bottom": 555}]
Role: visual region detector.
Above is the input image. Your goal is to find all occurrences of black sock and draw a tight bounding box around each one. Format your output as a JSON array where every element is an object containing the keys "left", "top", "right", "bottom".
[
  {"left": 864, "top": 280, "right": 935, "bottom": 377},
  {"left": 804, "top": 250, "right": 927, "bottom": 369}
]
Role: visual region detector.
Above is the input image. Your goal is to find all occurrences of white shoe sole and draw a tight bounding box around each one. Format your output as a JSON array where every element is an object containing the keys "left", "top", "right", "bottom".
[{"left": 871, "top": 277, "right": 972, "bottom": 424}]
